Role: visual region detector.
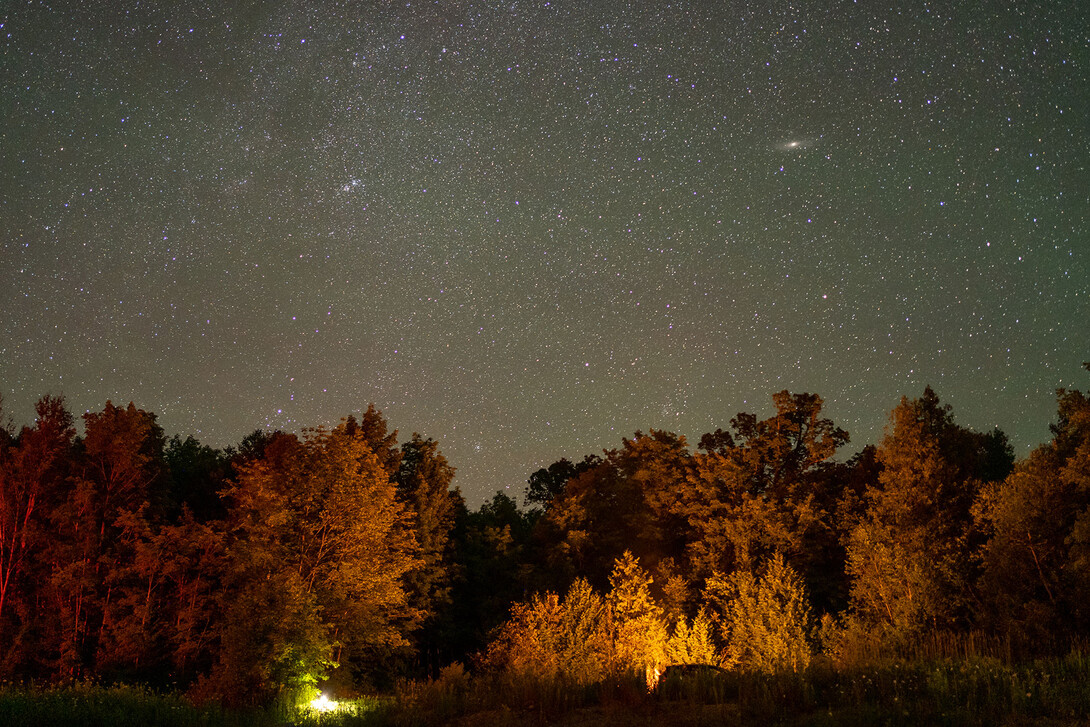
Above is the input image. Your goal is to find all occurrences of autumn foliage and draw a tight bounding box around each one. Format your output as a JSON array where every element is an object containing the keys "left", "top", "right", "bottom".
[{"left": 0, "top": 369, "right": 1088, "bottom": 704}]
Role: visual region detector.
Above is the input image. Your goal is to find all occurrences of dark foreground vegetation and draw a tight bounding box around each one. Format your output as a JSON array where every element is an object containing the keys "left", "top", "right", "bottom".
[
  {"left": 1, "top": 363, "right": 1088, "bottom": 724},
  {"left": 4, "top": 648, "right": 1090, "bottom": 726}
]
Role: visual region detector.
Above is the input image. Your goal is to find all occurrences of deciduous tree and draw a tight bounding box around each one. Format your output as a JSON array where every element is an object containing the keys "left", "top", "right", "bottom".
[
  {"left": 40, "top": 401, "right": 166, "bottom": 679},
  {"left": 540, "top": 430, "right": 692, "bottom": 591},
  {"left": 0, "top": 395, "right": 74, "bottom": 675},
  {"left": 845, "top": 388, "right": 1008, "bottom": 639},
  {"left": 526, "top": 454, "right": 601, "bottom": 510},
  {"left": 975, "top": 383, "right": 1090, "bottom": 643},
  {"left": 686, "top": 392, "right": 850, "bottom": 612},
  {"left": 209, "top": 423, "right": 419, "bottom": 702}
]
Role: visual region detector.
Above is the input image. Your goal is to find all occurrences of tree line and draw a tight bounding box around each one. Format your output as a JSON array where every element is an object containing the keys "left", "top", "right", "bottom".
[{"left": 0, "top": 367, "right": 1087, "bottom": 701}]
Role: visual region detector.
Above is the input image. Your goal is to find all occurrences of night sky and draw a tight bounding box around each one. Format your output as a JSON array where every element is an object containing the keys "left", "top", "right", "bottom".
[{"left": 3, "top": 2, "right": 1086, "bottom": 505}]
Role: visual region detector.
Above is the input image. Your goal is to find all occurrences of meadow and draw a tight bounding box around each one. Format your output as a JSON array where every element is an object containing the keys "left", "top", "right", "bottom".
[{"left": 5, "top": 651, "right": 1089, "bottom": 727}]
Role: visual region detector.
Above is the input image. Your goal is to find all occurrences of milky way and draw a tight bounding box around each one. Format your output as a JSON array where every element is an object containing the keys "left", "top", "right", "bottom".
[{"left": 3, "top": 2, "right": 1086, "bottom": 503}]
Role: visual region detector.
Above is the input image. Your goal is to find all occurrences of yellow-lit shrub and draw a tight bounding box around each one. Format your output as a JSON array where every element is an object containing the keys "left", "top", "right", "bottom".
[{"left": 707, "top": 553, "right": 813, "bottom": 672}]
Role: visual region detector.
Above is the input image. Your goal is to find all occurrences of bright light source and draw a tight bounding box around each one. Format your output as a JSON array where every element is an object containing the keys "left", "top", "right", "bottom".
[{"left": 309, "top": 693, "right": 338, "bottom": 712}]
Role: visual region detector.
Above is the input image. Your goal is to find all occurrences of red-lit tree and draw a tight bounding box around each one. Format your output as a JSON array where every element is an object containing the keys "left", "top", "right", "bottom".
[
  {"left": 39, "top": 401, "right": 166, "bottom": 678},
  {"left": 0, "top": 396, "right": 74, "bottom": 676}
]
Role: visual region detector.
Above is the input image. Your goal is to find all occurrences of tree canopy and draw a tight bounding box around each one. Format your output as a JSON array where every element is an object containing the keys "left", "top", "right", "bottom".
[{"left": 1, "top": 372, "right": 1085, "bottom": 699}]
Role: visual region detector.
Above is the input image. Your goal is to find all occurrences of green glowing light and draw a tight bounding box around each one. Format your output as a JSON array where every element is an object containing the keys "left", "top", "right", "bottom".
[{"left": 309, "top": 693, "right": 338, "bottom": 712}]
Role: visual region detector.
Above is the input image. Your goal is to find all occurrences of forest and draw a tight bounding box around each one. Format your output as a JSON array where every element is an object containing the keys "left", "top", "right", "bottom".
[{"left": 1, "top": 366, "right": 1089, "bottom": 724}]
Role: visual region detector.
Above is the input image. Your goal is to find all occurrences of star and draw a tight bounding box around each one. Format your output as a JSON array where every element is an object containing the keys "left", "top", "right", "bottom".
[{"left": 1, "top": 2, "right": 1083, "bottom": 504}]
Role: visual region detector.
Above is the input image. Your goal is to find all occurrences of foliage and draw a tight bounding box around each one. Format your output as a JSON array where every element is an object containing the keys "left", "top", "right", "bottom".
[
  {"left": 974, "top": 385, "right": 1090, "bottom": 643},
  {"left": 482, "top": 577, "right": 611, "bottom": 685},
  {"left": 685, "top": 392, "right": 853, "bottom": 616},
  {"left": 485, "top": 552, "right": 678, "bottom": 686},
  {"left": 537, "top": 429, "right": 693, "bottom": 591},
  {"left": 4, "top": 372, "right": 1090, "bottom": 708},
  {"left": 209, "top": 422, "right": 420, "bottom": 703},
  {"left": 164, "top": 434, "right": 230, "bottom": 521},
  {"left": 607, "top": 551, "right": 668, "bottom": 677},
  {"left": 394, "top": 434, "right": 463, "bottom": 672},
  {"left": 707, "top": 553, "right": 813, "bottom": 672},
  {"left": 665, "top": 609, "right": 718, "bottom": 666},
  {"left": 44, "top": 401, "right": 167, "bottom": 680},
  {"left": 525, "top": 454, "right": 602, "bottom": 510},
  {"left": 844, "top": 387, "right": 1002, "bottom": 639},
  {"left": 0, "top": 395, "right": 74, "bottom": 676},
  {"left": 441, "top": 491, "right": 537, "bottom": 665}
]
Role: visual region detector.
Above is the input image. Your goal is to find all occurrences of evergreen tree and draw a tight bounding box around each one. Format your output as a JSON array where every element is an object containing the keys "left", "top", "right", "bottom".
[
  {"left": 607, "top": 551, "right": 667, "bottom": 678},
  {"left": 664, "top": 609, "right": 717, "bottom": 666},
  {"left": 706, "top": 553, "right": 813, "bottom": 672},
  {"left": 395, "top": 433, "right": 463, "bottom": 673}
]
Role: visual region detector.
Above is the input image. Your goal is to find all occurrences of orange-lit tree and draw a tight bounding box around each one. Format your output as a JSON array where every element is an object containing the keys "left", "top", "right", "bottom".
[
  {"left": 537, "top": 430, "right": 692, "bottom": 592},
  {"left": 607, "top": 551, "right": 668, "bottom": 680},
  {"left": 207, "top": 422, "right": 420, "bottom": 703},
  {"left": 705, "top": 553, "right": 813, "bottom": 672},
  {"left": 685, "top": 391, "right": 850, "bottom": 612},
  {"left": 844, "top": 388, "right": 1011, "bottom": 642},
  {"left": 975, "top": 379, "right": 1090, "bottom": 644},
  {"left": 42, "top": 402, "right": 166, "bottom": 679},
  {"left": 483, "top": 577, "right": 610, "bottom": 686}
]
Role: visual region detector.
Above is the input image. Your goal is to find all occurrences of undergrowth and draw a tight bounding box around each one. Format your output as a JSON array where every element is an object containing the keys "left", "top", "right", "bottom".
[{"left": 5, "top": 652, "right": 1089, "bottom": 726}]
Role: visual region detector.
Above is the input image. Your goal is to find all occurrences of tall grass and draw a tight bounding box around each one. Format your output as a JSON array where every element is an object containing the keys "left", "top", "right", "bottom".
[
  {"left": 383, "top": 650, "right": 1090, "bottom": 726},
  {"left": 673, "top": 653, "right": 1090, "bottom": 726},
  {"left": 0, "top": 682, "right": 388, "bottom": 727},
  {"left": 5, "top": 651, "right": 1089, "bottom": 726}
]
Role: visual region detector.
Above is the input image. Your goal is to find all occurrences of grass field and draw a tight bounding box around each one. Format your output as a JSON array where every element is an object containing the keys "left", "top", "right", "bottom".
[
  {"left": 0, "top": 682, "right": 383, "bottom": 727},
  {"left": 4, "top": 653, "right": 1089, "bottom": 726}
]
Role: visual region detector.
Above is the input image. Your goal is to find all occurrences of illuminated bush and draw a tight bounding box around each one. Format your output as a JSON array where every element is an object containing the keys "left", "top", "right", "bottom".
[
  {"left": 483, "top": 577, "right": 610, "bottom": 684},
  {"left": 666, "top": 609, "right": 718, "bottom": 666},
  {"left": 707, "top": 553, "right": 813, "bottom": 672},
  {"left": 608, "top": 551, "right": 669, "bottom": 679}
]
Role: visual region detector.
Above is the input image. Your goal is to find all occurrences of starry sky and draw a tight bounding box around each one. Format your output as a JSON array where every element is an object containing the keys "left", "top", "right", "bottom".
[{"left": 3, "top": 1, "right": 1087, "bottom": 505}]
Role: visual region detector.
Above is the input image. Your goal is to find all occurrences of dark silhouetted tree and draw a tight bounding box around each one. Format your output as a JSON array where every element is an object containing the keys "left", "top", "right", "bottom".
[
  {"left": 164, "top": 435, "right": 230, "bottom": 522},
  {"left": 525, "top": 454, "right": 602, "bottom": 510},
  {"left": 443, "top": 492, "right": 538, "bottom": 662},
  {"left": 394, "top": 433, "right": 463, "bottom": 673}
]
